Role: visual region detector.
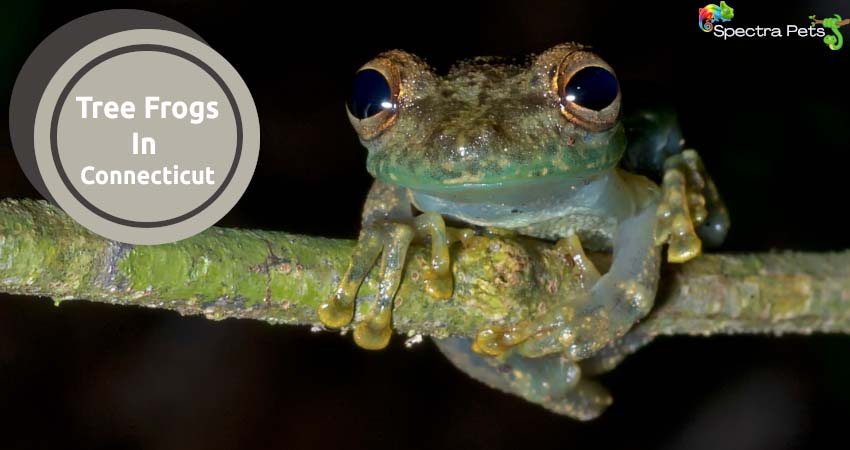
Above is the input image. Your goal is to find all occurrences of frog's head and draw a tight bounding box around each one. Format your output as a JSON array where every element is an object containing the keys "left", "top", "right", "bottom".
[{"left": 346, "top": 43, "right": 624, "bottom": 198}]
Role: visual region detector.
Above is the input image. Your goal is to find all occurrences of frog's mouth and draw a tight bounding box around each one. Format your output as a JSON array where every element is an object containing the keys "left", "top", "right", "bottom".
[{"left": 407, "top": 170, "right": 631, "bottom": 228}]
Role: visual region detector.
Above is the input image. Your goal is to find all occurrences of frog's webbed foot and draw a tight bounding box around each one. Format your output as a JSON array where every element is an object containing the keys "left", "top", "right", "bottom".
[
  {"left": 317, "top": 212, "right": 459, "bottom": 350},
  {"left": 435, "top": 337, "right": 612, "bottom": 421},
  {"left": 474, "top": 204, "right": 661, "bottom": 361},
  {"left": 655, "top": 149, "right": 729, "bottom": 263}
]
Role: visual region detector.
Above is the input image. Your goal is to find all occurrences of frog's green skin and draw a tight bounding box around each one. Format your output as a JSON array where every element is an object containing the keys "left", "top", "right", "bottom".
[{"left": 318, "top": 43, "right": 729, "bottom": 420}]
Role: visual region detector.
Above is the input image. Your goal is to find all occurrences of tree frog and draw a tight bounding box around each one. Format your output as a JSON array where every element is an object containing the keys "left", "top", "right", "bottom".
[{"left": 317, "top": 43, "right": 729, "bottom": 419}]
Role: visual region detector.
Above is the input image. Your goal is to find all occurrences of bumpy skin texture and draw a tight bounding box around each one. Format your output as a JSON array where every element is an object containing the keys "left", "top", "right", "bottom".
[{"left": 317, "top": 43, "right": 729, "bottom": 419}]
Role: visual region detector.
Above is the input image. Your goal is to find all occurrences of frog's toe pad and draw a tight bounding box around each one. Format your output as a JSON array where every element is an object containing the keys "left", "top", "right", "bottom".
[{"left": 354, "top": 320, "right": 393, "bottom": 350}]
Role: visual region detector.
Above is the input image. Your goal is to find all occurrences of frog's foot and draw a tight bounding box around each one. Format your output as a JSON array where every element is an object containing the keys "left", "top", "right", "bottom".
[
  {"left": 471, "top": 232, "right": 600, "bottom": 358},
  {"left": 317, "top": 213, "right": 461, "bottom": 350},
  {"left": 565, "top": 204, "right": 661, "bottom": 360},
  {"left": 473, "top": 204, "right": 661, "bottom": 361},
  {"left": 655, "top": 149, "right": 730, "bottom": 263},
  {"left": 435, "top": 337, "right": 612, "bottom": 420},
  {"left": 317, "top": 222, "right": 414, "bottom": 350}
]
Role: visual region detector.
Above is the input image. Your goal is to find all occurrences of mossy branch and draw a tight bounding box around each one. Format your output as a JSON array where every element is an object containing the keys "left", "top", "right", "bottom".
[{"left": 1, "top": 198, "right": 849, "bottom": 345}]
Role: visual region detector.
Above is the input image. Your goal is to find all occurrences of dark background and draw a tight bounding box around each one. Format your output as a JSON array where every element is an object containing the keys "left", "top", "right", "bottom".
[{"left": 1, "top": 1, "right": 849, "bottom": 449}]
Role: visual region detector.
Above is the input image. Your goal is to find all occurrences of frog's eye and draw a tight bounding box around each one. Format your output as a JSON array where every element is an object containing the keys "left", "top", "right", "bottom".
[
  {"left": 563, "top": 67, "right": 618, "bottom": 111},
  {"left": 555, "top": 51, "right": 620, "bottom": 131},
  {"left": 346, "top": 61, "right": 400, "bottom": 140},
  {"left": 348, "top": 69, "right": 393, "bottom": 119}
]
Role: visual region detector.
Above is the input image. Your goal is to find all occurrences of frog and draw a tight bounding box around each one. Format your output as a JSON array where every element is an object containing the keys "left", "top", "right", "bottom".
[{"left": 317, "top": 42, "right": 729, "bottom": 419}]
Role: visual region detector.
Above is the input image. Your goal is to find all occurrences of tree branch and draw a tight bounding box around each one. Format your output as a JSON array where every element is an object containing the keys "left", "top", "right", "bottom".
[{"left": 0, "top": 198, "right": 848, "bottom": 343}]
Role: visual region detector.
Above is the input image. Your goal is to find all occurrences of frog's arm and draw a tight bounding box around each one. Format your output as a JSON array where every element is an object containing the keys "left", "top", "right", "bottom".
[
  {"left": 623, "top": 107, "right": 730, "bottom": 253},
  {"left": 317, "top": 181, "right": 457, "bottom": 349}
]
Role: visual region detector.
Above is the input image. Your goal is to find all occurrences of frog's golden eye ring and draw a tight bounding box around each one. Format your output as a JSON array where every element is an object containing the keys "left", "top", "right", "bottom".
[
  {"left": 554, "top": 51, "right": 621, "bottom": 132},
  {"left": 346, "top": 58, "right": 400, "bottom": 140}
]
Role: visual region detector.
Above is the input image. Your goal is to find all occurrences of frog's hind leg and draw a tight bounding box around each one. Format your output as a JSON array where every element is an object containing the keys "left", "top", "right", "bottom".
[
  {"left": 565, "top": 203, "right": 662, "bottom": 360},
  {"left": 579, "top": 330, "right": 654, "bottom": 376},
  {"left": 435, "top": 337, "right": 612, "bottom": 420},
  {"left": 655, "top": 149, "right": 730, "bottom": 263},
  {"left": 471, "top": 204, "right": 661, "bottom": 362}
]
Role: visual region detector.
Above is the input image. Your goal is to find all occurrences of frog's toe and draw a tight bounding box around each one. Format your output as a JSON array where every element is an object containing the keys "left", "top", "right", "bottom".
[
  {"left": 656, "top": 149, "right": 729, "bottom": 263},
  {"left": 353, "top": 311, "right": 393, "bottom": 350},
  {"left": 317, "top": 228, "right": 384, "bottom": 328},
  {"left": 695, "top": 186, "right": 730, "bottom": 247},
  {"left": 655, "top": 168, "right": 702, "bottom": 263},
  {"left": 413, "top": 212, "right": 457, "bottom": 300},
  {"left": 317, "top": 222, "right": 414, "bottom": 350}
]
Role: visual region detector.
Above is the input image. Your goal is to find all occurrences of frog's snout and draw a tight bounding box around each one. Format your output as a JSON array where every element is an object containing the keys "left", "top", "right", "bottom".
[
  {"left": 432, "top": 127, "right": 499, "bottom": 159},
  {"left": 420, "top": 110, "right": 521, "bottom": 161}
]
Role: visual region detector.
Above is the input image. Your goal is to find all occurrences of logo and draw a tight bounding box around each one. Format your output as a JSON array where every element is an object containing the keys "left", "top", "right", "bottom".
[
  {"left": 9, "top": 10, "right": 260, "bottom": 244},
  {"left": 699, "top": 1, "right": 734, "bottom": 32},
  {"left": 809, "top": 14, "right": 848, "bottom": 50},
  {"left": 698, "top": 4, "right": 842, "bottom": 49}
]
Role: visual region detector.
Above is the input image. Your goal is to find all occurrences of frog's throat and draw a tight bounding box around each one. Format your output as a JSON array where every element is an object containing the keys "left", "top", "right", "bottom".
[{"left": 407, "top": 169, "right": 654, "bottom": 229}]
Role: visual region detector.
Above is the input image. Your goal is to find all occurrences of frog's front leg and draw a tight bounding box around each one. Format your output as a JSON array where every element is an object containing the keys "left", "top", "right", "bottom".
[
  {"left": 655, "top": 149, "right": 730, "bottom": 263},
  {"left": 317, "top": 181, "right": 456, "bottom": 349}
]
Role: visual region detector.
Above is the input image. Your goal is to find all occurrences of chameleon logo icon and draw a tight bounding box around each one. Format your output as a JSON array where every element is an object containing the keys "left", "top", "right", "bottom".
[
  {"left": 699, "top": 1, "right": 735, "bottom": 32},
  {"left": 809, "top": 14, "right": 849, "bottom": 50}
]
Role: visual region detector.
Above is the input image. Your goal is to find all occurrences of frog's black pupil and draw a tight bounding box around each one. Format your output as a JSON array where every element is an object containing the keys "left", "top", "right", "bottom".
[
  {"left": 348, "top": 69, "right": 393, "bottom": 119},
  {"left": 563, "top": 67, "right": 618, "bottom": 111}
]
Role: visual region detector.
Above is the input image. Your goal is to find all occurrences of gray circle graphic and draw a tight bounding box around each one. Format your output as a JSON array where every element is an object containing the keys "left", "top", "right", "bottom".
[
  {"left": 10, "top": 10, "right": 205, "bottom": 203},
  {"left": 26, "top": 27, "right": 260, "bottom": 244},
  {"left": 50, "top": 44, "right": 242, "bottom": 228}
]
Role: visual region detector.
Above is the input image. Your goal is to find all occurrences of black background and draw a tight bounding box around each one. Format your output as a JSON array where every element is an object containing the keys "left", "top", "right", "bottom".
[{"left": 1, "top": 1, "right": 849, "bottom": 449}]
